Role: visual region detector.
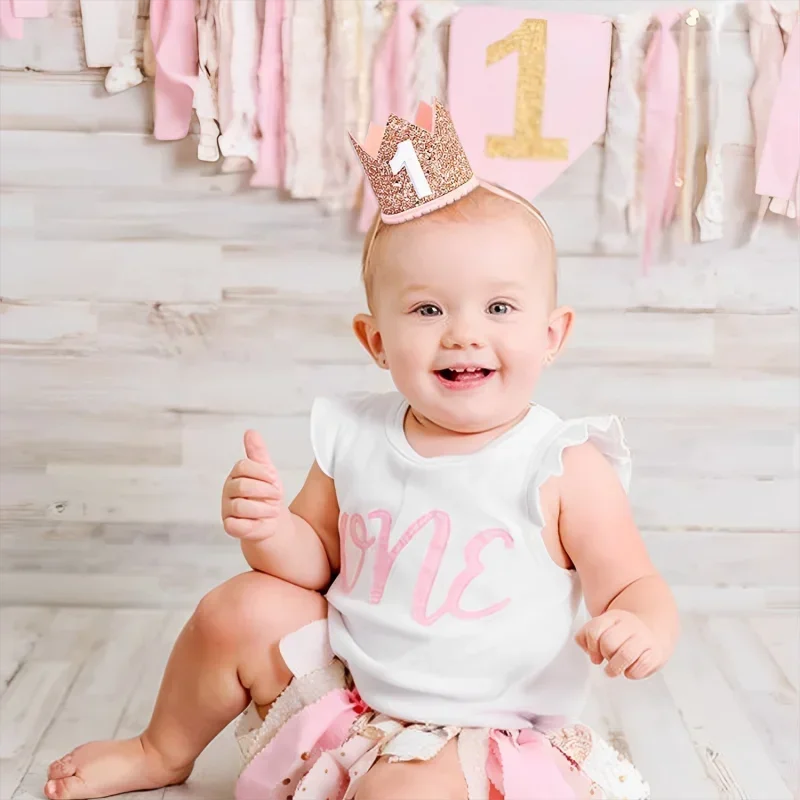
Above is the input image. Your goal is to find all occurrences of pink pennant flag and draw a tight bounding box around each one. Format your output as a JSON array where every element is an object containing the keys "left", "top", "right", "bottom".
[
  {"left": 641, "top": 10, "right": 683, "bottom": 270},
  {"left": 448, "top": 8, "right": 611, "bottom": 203}
]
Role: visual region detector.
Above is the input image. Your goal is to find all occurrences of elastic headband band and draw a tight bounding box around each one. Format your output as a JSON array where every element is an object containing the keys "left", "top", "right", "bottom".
[{"left": 361, "top": 179, "right": 555, "bottom": 274}]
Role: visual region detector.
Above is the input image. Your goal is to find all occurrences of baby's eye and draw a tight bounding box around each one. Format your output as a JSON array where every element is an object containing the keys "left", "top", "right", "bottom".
[
  {"left": 415, "top": 304, "right": 442, "bottom": 317},
  {"left": 488, "top": 302, "right": 512, "bottom": 315}
]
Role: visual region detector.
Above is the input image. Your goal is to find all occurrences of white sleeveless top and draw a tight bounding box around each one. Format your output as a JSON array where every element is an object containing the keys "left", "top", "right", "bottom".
[{"left": 311, "top": 392, "right": 631, "bottom": 728}]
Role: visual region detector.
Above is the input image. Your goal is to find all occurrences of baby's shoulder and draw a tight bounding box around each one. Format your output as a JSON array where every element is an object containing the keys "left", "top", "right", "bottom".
[
  {"left": 311, "top": 391, "right": 401, "bottom": 430},
  {"left": 526, "top": 408, "right": 632, "bottom": 493},
  {"left": 309, "top": 391, "right": 402, "bottom": 477}
]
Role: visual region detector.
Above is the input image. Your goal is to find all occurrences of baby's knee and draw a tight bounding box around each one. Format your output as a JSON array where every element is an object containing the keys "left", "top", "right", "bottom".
[
  {"left": 191, "top": 571, "right": 326, "bottom": 650},
  {"left": 353, "top": 757, "right": 466, "bottom": 800},
  {"left": 354, "top": 776, "right": 464, "bottom": 800}
]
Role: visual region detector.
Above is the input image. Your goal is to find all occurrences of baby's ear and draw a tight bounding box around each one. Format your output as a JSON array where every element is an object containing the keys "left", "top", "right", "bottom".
[
  {"left": 544, "top": 306, "right": 574, "bottom": 364},
  {"left": 353, "top": 314, "right": 388, "bottom": 369}
]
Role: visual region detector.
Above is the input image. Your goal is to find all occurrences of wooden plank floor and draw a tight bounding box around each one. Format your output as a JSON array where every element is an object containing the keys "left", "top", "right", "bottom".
[{"left": 1, "top": 605, "right": 797, "bottom": 800}]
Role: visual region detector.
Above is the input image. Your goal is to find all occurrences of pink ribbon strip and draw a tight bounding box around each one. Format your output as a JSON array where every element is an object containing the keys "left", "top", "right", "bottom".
[
  {"left": 755, "top": 19, "right": 800, "bottom": 207},
  {"left": 1, "top": 0, "right": 48, "bottom": 39},
  {"left": 235, "top": 688, "right": 363, "bottom": 800},
  {"left": 11, "top": 0, "right": 48, "bottom": 18},
  {"left": 640, "top": 10, "right": 683, "bottom": 270},
  {"left": 150, "top": 0, "right": 199, "bottom": 141},
  {"left": 252, "top": 0, "right": 286, "bottom": 188},
  {"left": 487, "top": 729, "right": 576, "bottom": 799},
  {"left": 0, "top": 0, "right": 23, "bottom": 38}
]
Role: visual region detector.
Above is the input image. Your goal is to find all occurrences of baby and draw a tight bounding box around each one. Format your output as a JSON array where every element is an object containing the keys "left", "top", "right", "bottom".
[{"left": 45, "top": 102, "right": 679, "bottom": 800}]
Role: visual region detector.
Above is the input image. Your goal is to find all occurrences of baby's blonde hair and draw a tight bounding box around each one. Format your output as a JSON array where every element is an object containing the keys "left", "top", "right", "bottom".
[{"left": 360, "top": 183, "right": 557, "bottom": 312}]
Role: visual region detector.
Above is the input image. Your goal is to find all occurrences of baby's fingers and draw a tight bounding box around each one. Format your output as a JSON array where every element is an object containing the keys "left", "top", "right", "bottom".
[
  {"left": 604, "top": 635, "right": 646, "bottom": 678},
  {"left": 222, "top": 516, "right": 277, "bottom": 541},
  {"left": 229, "top": 457, "right": 280, "bottom": 484},
  {"left": 226, "top": 498, "right": 280, "bottom": 520},
  {"left": 223, "top": 517, "right": 261, "bottom": 539},
  {"left": 576, "top": 615, "right": 618, "bottom": 665},
  {"left": 625, "top": 648, "right": 659, "bottom": 680},
  {"left": 224, "top": 476, "right": 282, "bottom": 501}
]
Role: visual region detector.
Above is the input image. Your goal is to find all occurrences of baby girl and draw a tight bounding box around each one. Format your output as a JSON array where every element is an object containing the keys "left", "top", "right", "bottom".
[{"left": 45, "top": 101, "right": 679, "bottom": 800}]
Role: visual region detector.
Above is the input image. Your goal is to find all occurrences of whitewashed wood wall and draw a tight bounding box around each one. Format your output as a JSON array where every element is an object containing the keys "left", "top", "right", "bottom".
[{"left": 0, "top": 0, "right": 798, "bottom": 609}]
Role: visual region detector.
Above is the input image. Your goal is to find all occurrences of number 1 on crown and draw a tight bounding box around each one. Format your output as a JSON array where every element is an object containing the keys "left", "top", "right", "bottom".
[{"left": 390, "top": 140, "right": 433, "bottom": 199}]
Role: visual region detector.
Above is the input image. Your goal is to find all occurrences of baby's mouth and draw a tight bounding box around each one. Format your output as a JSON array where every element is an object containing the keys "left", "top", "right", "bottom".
[{"left": 435, "top": 367, "right": 495, "bottom": 384}]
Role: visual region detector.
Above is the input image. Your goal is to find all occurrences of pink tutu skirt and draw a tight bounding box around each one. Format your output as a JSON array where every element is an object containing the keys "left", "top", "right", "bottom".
[{"left": 234, "top": 621, "right": 649, "bottom": 800}]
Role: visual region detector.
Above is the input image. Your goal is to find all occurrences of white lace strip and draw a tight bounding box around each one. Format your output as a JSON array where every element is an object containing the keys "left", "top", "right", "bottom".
[
  {"left": 696, "top": 2, "right": 730, "bottom": 242},
  {"left": 283, "top": 0, "right": 327, "bottom": 198},
  {"left": 599, "top": 12, "right": 651, "bottom": 251}
]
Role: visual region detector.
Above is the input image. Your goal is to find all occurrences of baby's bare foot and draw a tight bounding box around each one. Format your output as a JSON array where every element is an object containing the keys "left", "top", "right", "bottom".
[{"left": 44, "top": 736, "right": 192, "bottom": 800}]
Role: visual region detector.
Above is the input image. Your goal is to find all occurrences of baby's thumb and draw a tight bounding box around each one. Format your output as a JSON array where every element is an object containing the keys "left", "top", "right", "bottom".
[{"left": 244, "top": 430, "right": 273, "bottom": 467}]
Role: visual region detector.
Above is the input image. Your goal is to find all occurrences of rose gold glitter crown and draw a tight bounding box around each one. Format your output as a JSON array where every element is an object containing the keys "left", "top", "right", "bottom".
[{"left": 349, "top": 98, "right": 479, "bottom": 225}]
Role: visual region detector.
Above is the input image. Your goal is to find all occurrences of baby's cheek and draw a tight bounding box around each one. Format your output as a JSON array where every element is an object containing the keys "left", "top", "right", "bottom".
[
  {"left": 386, "top": 325, "right": 435, "bottom": 362},
  {"left": 504, "top": 339, "right": 546, "bottom": 371}
]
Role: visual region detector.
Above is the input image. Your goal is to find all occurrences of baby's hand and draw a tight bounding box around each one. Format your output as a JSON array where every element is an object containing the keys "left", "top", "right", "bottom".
[
  {"left": 221, "top": 430, "right": 284, "bottom": 542},
  {"left": 575, "top": 609, "right": 664, "bottom": 680}
]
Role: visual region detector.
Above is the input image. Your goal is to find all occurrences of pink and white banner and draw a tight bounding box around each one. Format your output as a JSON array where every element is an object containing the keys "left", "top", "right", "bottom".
[{"left": 448, "top": 7, "right": 612, "bottom": 201}]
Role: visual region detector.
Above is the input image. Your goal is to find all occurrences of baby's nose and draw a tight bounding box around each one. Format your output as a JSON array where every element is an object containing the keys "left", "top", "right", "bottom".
[{"left": 441, "top": 315, "right": 485, "bottom": 349}]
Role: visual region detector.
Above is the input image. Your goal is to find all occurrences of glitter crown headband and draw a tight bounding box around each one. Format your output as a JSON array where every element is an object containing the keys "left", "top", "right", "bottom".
[{"left": 349, "top": 98, "right": 479, "bottom": 224}]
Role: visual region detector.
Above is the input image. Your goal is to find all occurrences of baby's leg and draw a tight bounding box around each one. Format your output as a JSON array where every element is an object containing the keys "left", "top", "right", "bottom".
[
  {"left": 353, "top": 737, "right": 600, "bottom": 800},
  {"left": 45, "top": 572, "right": 326, "bottom": 800},
  {"left": 353, "top": 740, "right": 468, "bottom": 800}
]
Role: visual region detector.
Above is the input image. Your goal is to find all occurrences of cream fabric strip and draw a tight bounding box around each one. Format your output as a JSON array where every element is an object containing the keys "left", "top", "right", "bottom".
[
  {"left": 349, "top": 0, "right": 392, "bottom": 209},
  {"left": 80, "top": 0, "right": 143, "bottom": 93},
  {"left": 457, "top": 728, "right": 492, "bottom": 799},
  {"left": 598, "top": 12, "right": 651, "bottom": 251},
  {"left": 357, "top": 0, "right": 389, "bottom": 144},
  {"left": 411, "top": 0, "right": 456, "bottom": 108},
  {"left": 216, "top": 0, "right": 234, "bottom": 142},
  {"left": 219, "top": 0, "right": 260, "bottom": 170},
  {"left": 679, "top": 9, "right": 700, "bottom": 245},
  {"left": 283, "top": 0, "right": 327, "bottom": 198},
  {"left": 194, "top": 0, "right": 221, "bottom": 163},
  {"left": 323, "top": 0, "right": 373, "bottom": 212},
  {"left": 696, "top": 2, "right": 731, "bottom": 242},
  {"left": 143, "top": 7, "right": 156, "bottom": 79}
]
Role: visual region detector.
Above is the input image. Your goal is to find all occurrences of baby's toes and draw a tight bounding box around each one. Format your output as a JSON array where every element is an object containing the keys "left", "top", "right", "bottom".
[
  {"left": 44, "top": 775, "right": 86, "bottom": 800},
  {"left": 47, "top": 755, "right": 76, "bottom": 780}
]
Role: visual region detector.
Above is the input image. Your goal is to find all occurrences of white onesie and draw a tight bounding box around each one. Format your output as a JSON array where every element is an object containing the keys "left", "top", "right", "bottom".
[{"left": 312, "top": 392, "right": 630, "bottom": 729}]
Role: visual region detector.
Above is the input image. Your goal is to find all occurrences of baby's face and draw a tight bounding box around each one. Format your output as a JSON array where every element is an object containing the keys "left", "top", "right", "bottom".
[{"left": 362, "top": 212, "right": 566, "bottom": 434}]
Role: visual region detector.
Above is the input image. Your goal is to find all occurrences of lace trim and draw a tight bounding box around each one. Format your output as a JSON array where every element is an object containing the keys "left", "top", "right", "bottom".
[
  {"left": 457, "top": 728, "right": 491, "bottom": 799},
  {"left": 577, "top": 731, "right": 650, "bottom": 799},
  {"left": 321, "top": 0, "right": 362, "bottom": 212},
  {"left": 236, "top": 659, "right": 348, "bottom": 768},
  {"left": 283, "top": 0, "right": 327, "bottom": 198},
  {"left": 599, "top": 13, "right": 650, "bottom": 250},
  {"left": 696, "top": 3, "right": 731, "bottom": 242},
  {"left": 194, "top": 0, "right": 221, "bottom": 163},
  {"left": 412, "top": 0, "right": 457, "bottom": 107},
  {"left": 526, "top": 416, "right": 631, "bottom": 557},
  {"left": 235, "top": 674, "right": 649, "bottom": 798}
]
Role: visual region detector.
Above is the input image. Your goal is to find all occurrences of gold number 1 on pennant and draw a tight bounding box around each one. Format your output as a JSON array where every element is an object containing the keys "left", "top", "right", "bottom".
[{"left": 485, "top": 19, "right": 568, "bottom": 161}]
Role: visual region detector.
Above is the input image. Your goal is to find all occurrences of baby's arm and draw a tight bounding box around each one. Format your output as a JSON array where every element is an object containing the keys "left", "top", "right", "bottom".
[
  {"left": 558, "top": 442, "right": 680, "bottom": 679},
  {"left": 222, "top": 431, "right": 340, "bottom": 591}
]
